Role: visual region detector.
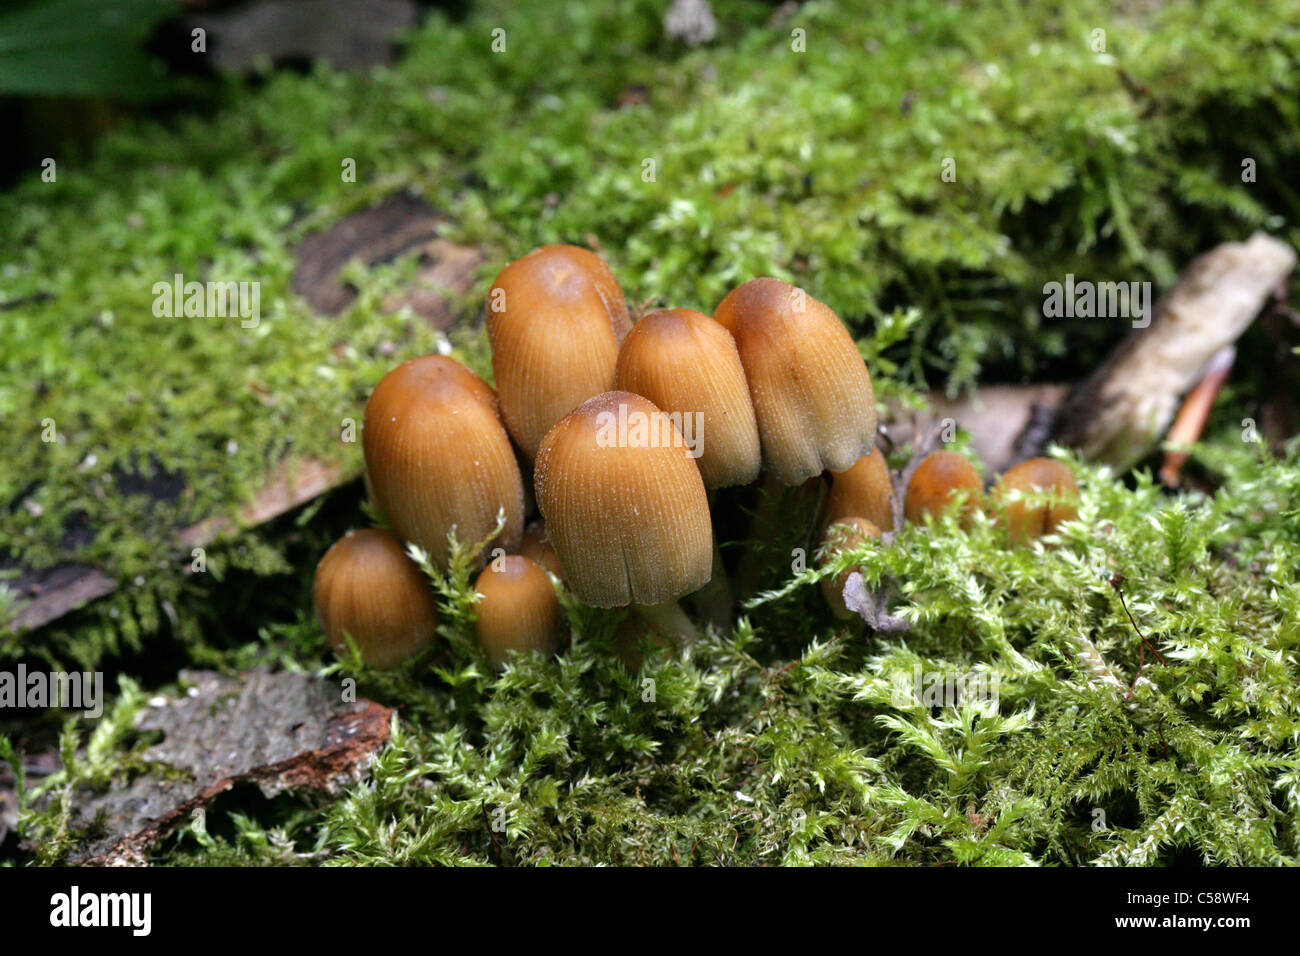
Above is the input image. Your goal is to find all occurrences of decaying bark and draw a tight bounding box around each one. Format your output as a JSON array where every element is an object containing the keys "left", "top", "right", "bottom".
[
  {"left": 6, "top": 456, "right": 350, "bottom": 634},
  {"left": 53, "top": 670, "right": 391, "bottom": 866}
]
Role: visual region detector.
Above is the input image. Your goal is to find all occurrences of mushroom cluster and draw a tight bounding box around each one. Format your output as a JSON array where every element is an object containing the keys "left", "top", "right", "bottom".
[
  {"left": 314, "top": 244, "right": 881, "bottom": 668},
  {"left": 313, "top": 243, "right": 1081, "bottom": 667},
  {"left": 817, "top": 446, "right": 1081, "bottom": 617}
]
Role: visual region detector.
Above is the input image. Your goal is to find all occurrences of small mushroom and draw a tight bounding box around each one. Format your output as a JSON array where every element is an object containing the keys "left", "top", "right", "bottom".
[
  {"left": 473, "top": 555, "right": 564, "bottom": 668},
  {"left": 904, "top": 450, "right": 983, "bottom": 526},
  {"left": 363, "top": 355, "right": 524, "bottom": 566},
  {"left": 823, "top": 448, "right": 895, "bottom": 532},
  {"left": 615, "top": 308, "right": 761, "bottom": 489},
  {"left": 713, "top": 277, "right": 876, "bottom": 485},
  {"left": 993, "top": 457, "right": 1079, "bottom": 546},
  {"left": 313, "top": 529, "right": 438, "bottom": 668},
  {"left": 486, "top": 245, "right": 632, "bottom": 459},
  {"left": 534, "top": 391, "right": 712, "bottom": 631},
  {"left": 818, "top": 517, "right": 883, "bottom": 619}
]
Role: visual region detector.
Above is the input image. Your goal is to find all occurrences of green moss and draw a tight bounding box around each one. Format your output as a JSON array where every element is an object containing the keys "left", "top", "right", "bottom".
[
  {"left": 8, "top": 433, "right": 1298, "bottom": 866},
  {"left": 5, "top": 0, "right": 1299, "bottom": 658},
  {"left": 2, "top": 0, "right": 1299, "bottom": 865}
]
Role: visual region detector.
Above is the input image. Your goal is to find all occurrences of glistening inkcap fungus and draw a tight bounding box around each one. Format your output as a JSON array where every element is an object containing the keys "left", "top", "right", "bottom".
[
  {"left": 486, "top": 244, "right": 632, "bottom": 459},
  {"left": 904, "top": 450, "right": 983, "bottom": 526},
  {"left": 534, "top": 391, "right": 712, "bottom": 608},
  {"left": 363, "top": 355, "right": 524, "bottom": 566},
  {"left": 824, "top": 448, "right": 895, "bottom": 532},
  {"left": 473, "top": 555, "right": 564, "bottom": 668},
  {"left": 713, "top": 277, "right": 876, "bottom": 486},
  {"left": 313, "top": 529, "right": 438, "bottom": 668},
  {"left": 993, "top": 457, "right": 1079, "bottom": 546},
  {"left": 615, "top": 308, "right": 761, "bottom": 489}
]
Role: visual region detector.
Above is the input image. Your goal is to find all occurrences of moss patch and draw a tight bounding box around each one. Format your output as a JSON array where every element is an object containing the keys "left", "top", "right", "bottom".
[
  {"left": 2, "top": 0, "right": 1299, "bottom": 864},
  {"left": 12, "top": 438, "right": 1300, "bottom": 865}
]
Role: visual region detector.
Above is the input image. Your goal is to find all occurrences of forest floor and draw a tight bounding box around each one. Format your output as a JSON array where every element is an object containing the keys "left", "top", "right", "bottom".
[{"left": 2, "top": 0, "right": 1299, "bottom": 865}]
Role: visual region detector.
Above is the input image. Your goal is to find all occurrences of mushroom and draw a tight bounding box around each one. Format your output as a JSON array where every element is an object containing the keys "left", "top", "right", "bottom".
[
  {"left": 904, "top": 450, "right": 983, "bottom": 526},
  {"left": 473, "top": 555, "right": 564, "bottom": 668},
  {"left": 817, "top": 516, "right": 883, "bottom": 619},
  {"left": 993, "top": 457, "right": 1079, "bottom": 546},
  {"left": 823, "top": 448, "right": 895, "bottom": 532},
  {"left": 534, "top": 390, "right": 712, "bottom": 637},
  {"left": 363, "top": 355, "right": 524, "bottom": 567},
  {"left": 519, "top": 519, "right": 564, "bottom": 581},
  {"left": 486, "top": 245, "right": 632, "bottom": 459},
  {"left": 612, "top": 614, "right": 676, "bottom": 671},
  {"left": 614, "top": 308, "right": 760, "bottom": 489},
  {"left": 313, "top": 528, "right": 438, "bottom": 668},
  {"left": 713, "top": 277, "right": 876, "bottom": 485}
]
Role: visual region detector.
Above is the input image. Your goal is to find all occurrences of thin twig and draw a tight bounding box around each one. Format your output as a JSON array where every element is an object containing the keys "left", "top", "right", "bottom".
[{"left": 1109, "top": 573, "right": 1165, "bottom": 699}]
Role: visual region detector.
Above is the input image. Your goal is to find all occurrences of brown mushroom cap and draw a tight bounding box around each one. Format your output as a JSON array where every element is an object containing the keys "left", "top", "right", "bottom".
[
  {"left": 363, "top": 355, "right": 524, "bottom": 566},
  {"left": 818, "top": 517, "right": 883, "bottom": 620},
  {"left": 473, "top": 555, "right": 564, "bottom": 668},
  {"left": 486, "top": 245, "right": 632, "bottom": 459},
  {"left": 520, "top": 519, "right": 565, "bottom": 581},
  {"left": 313, "top": 528, "right": 438, "bottom": 668},
  {"left": 904, "top": 450, "right": 983, "bottom": 526},
  {"left": 824, "top": 448, "right": 895, "bottom": 532},
  {"left": 993, "top": 458, "right": 1080, "bottom": 546},
  {"left": 534, "top": 390, "right": 713, "bottom": 607},
  {"left": 713, "top": 277, "right": 876, "bottom": 485},
  {"left": 615, "top": 308, "right": 761, "bottom": 489}
]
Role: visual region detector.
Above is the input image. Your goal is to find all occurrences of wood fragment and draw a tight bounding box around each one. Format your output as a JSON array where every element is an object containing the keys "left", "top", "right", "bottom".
[
  {"left": 1050, "top": 232, "right": 1295, "bottom": 468},
  {"left": 177, "top": 456, "right": 354, "bottom": 551},
  {"left": 6, "top": 565, "right": 117, "bottom": 634},
  {"left": 5, "top": 456, "right": 357, "bottom": 634},
  {"left": 881, "top": 233, "right": 1295, "bottom": 476},
  {"left": 380, "top": 237, "right": 486, "bottom": 327},
  {"left": 292, "top": 192, "right": 449, "bottom": 316}
]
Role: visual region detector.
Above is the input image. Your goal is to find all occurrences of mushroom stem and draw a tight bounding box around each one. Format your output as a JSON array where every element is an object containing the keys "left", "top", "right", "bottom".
[
  {"left": 689, "top": 534, "right": 734, "bottom": 632},
  {"left": 736, "top": 471, "right": 824, "bottom": 598},
  {"left": 633, "top": 601, "right": 702, "bottom": 644}
]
